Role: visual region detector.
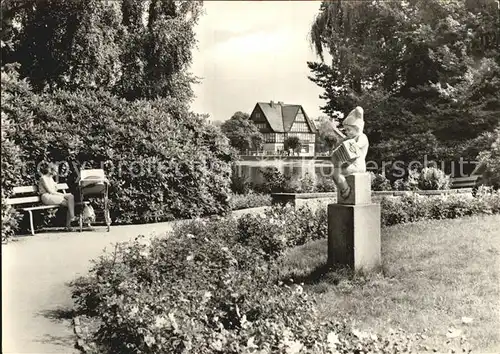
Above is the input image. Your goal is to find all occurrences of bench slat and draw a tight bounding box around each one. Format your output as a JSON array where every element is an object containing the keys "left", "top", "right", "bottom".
[
  {"left": 12, "top": 183, "right": 69, "bottom": 195},
  {"left": 451, "top": 176, "right": 479, "bottom": 182},
  {"left": 7, "top": 182, "right": 70, "bottom": 205},
  {"left": 13, "top": 186, "right": 38, "bottom": 194},
  {"left": 23, "top": 205, "right": 59, "bottom": 211},
  {"left": 6, "top": 196, "right": 41, "bottom": 205}
]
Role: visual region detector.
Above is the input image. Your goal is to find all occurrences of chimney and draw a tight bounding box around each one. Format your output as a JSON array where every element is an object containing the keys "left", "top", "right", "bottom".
[
  {"left": 270, "top": 100, "right": 274, "bottom": 107},
  {"left": 278, "top": 101, "right": 283, "bottom": 106}
]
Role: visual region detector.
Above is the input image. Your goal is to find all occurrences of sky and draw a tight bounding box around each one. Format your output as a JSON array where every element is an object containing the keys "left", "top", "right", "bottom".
[{"left": 190, "top": 1, "right": 329, "bottom": 122}]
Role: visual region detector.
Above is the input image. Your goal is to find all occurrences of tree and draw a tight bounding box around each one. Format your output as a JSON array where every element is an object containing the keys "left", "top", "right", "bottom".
[
  {"left": 308, "top": 0, "right": 500, "bottom": 170},
  {"left": 1, "top": 0, "right": 203, "bottom": 102},
  {"left": 284, "top": 136, "right": 301, "bottom": 154},
  {"left": 220, "top": 112, "right": 264, "bottom": 154},
  {"left": 315, "top": 116, "right": 341, "bottom": 153},
  {"left": 476, "top": 124, "right": 500, "bottom": 188}
]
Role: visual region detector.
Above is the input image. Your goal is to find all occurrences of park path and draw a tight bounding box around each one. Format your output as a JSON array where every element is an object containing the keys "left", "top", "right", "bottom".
[{"left": 2, "top": 207, "right": 266, "bottom": 354}]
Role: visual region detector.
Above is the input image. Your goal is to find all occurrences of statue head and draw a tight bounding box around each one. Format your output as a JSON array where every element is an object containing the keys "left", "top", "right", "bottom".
[{"left": 343, "top": 106, "right": 364, "bottom": 138}]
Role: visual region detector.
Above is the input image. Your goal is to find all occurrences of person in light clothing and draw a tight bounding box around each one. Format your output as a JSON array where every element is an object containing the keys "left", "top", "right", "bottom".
[{"left": 38, "top": 162, "right": 76, "bottom": 230}]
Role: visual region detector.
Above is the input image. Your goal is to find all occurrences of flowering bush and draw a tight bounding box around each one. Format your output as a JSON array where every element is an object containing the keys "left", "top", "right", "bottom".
[
  {"left": 72, "top": 215, "right": 425, "bottom": 354},
  {"left": 380, "top": 188, "right": 500, "bottom": 226},
  {"left": 315, "top": 175, "right": 337, "bottom": 192},
  {"left": 237, "top": 205, "right": 328, "bottom": 261},
  {"left": 370, "top": 172, "right": 392, "bottom": 191},
  {"left": 393, "top": 169, "right": 420, "bottom": 191},
  {"left": 417, "top": 167, "right": 450, "bottom": 190}
]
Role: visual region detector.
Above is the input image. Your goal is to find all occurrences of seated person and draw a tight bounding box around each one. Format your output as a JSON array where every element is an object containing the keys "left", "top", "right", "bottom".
[{"left": 38, "top": 162, "right": 76, "bottom": 230}]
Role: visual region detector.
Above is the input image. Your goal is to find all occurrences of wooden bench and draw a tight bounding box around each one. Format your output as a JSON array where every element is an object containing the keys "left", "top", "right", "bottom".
[
  {"left": 5, "top": 183, "right": 71, "bottom": 235},
  {"left": 450, "top": 175, "right": 482, "bottom": 189}
]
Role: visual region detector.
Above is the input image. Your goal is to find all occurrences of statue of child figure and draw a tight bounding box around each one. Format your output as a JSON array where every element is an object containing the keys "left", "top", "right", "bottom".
[{"left": 331, "top": 106, "right": 369, "bottom": 199}]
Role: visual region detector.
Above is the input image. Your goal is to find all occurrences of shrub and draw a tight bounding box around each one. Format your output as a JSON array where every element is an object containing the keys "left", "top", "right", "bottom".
[
  {"left": 380, "top": 189, "right": 500, "bottom": 226},
  {"left": 72, "top": 215, "right": 423, "bottom": 354},
  {"left": 236, "top": 205, "right": 328, "bottom": 261},
  {"left": 417, "top": 167, "right": 450, "bottom": 190},
  {"left": 258, "top": 167, "right": 289, "bottom": 193},
  {"left": 1, "top": 68, "right": 235, "bottom": 226},
  {"left": 230, "top": 192, "right": 272, "bottom": 210},
  {"left": 393, "top": 170, "right": 420, "bottom": 191},
  {"left": 477, "top": 125, "right": 500, "bottom": 189},
  {"left": 1, "top": 108, "right": 22, "bottom": 240},
  {"left": 370, "top": 172, "right": 392, "bottom": 191},
  {"left": 315, "top": 175, "right": 337, "bottom": 192},
  {"left": 230, "top": 172, "right": 251, "bottom": 195}
]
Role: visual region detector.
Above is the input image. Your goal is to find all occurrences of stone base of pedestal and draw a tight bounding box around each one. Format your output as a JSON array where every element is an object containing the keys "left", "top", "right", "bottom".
[{"left": 328, "top": 203, "right": 381, "bottom": 271}]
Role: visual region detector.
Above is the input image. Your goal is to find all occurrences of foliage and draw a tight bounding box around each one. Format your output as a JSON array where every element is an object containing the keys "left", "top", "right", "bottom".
[
  {"left": 230, "top": 172, "right": 251, "bottom": 195},
  {"left": 230, "top": 192, "right": 272, "bottom": 211},
  {"left": 1, "top": 0, "right": 203, "bottom": 102},
  {"left": 71, "top": 204, "right": 479, "bottom": 353},
  {"left": 1, "top": 66, "right": 235, "bottom": 226},
  {"left": 237, "top": 205, "right": 328, "bottom": 261},
  {"left": 220, "top": 112, "right": 264, "bottom": 154},
  {"left": 476, "top": 125, "right": 500, "bottom": 188},
  {"left": 315, "top": 116, "right": 341, "bottom": 153},
  {"left": 284, "top": 136, "right": 301, "bottom": 153},
  {"left": 308, "top": 0, "right": 500, "bottom": 166},
  {"left": 417, "top": 167, "right": 451, "bottom": 190},
  {"left": 0, "top": 80, "right": 23, "bottom": 240},
  {"left": 380, "top": 188, "right": 500, "bottom": 226},
  {"left": 393, "top": 170, "right": 422, "bottom": 191},
  {"left": 257, "top": 167, "right": 290, "bottom": 194},
  {"left": 370, "top": 172, "right": 392, "bottom": 191},
  {"left": 315, "top": 175, "right": 337, "bottom": 192}
]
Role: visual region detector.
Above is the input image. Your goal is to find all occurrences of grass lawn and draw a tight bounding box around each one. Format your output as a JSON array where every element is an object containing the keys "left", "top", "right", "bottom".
[{"left": 281, "top": 214, "right": 500, "bottom": 353}]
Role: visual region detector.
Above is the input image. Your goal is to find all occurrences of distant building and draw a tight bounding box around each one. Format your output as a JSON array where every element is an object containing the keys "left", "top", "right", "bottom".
[{"left": 249, "top": 101, "right": 317, "bottom": 156}]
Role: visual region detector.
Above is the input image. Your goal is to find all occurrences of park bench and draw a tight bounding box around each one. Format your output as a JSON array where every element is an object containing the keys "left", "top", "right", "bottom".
[
  {"left": 5, "top": 183, "right": 71, "bottom": 235},
  {"left": 450, "top": 175, "right": 481, "bottom": 189}
]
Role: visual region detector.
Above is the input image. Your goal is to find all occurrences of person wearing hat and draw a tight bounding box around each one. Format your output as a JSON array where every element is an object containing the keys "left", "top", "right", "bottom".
[{"left": 331, "top": 106, "right": 369, "bottom": 199}]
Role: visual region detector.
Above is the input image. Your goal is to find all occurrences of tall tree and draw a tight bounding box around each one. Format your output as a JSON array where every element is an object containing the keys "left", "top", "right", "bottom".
[
  {"left": 220, "top": 112, "right": 264, "bottom": 154},
  {"left": 1, "top": 0, "right": 203, "bottom": 101},
  {"left": 308, "top": 0, "right": 500, "bottom": 167}
]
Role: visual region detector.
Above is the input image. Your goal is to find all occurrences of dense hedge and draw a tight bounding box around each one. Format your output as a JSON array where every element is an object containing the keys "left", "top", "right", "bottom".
[
  {"left": 1, "top": 110, "right": 22, "bottom": 241},
  {"left": 229, "top": 192, "right": 272, "bottom": 211},
  {"left": 1, "top": 67, "right": 235, "bottom": 226},
  {"left": 381, "top": 187, "right": 500, "bottom": 226}
]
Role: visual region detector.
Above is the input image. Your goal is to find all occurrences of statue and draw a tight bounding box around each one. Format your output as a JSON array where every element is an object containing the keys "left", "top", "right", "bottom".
[{"left": 330, "top": 106, "right": 369, "bottom": 199}]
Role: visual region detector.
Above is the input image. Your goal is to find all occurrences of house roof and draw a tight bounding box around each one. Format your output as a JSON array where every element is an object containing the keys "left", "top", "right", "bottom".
[{"left": 256, "top": 102, "right": 315, "bottom": 133}]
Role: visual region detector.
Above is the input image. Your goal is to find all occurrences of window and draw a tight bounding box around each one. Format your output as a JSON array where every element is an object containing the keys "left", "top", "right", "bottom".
[{"left": 255, "top": 113, "right": 260, "bottom": 118}]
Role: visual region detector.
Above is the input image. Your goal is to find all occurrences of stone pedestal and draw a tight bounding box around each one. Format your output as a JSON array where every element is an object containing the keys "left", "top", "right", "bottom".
[{"left": 328, "top": 173, "right": 381, "bottom": 271}]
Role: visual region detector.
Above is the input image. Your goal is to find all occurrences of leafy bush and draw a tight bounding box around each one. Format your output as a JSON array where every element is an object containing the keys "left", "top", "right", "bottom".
[
  {"left": 370, "top": 172, "right": 392, "bottom": 191},
  {"left": 393, "top": 170, "right": 420, "bottom": 191},
  {"left": 257, "top": 167, "right": 290, "bottom": 193},
  {"left": 1, "top": 67, "right": 235, "bottom": 226},
  {"left": 72, "top": 214, "right": 423, "bottom": 354},
  {"left": 230, "top": 172, "right": 251, "bottom": 195},
  {"left": 315, "top": 175, "right": 337, "bottom": 192},
  {"left": 230, "top": 192, "right": 272, "bottom": 211},
  {"left": 380, "top": 189, "right": 500, "bottom": 226},
  {"left": 477, "top": 125, "right": 500, "bottom": 189},
  {"left": 1, "top": 108, "right": 22, "bottom": 241},
  {"left": 237, "top": 205, "right": 327, "bottom": 261},
  {"left": 417, "top": 167, "right": 450, "bottom": 190}
]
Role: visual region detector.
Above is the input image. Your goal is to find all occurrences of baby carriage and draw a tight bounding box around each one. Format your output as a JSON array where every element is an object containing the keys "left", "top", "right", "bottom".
[{"left": 77, "top": 169, "right": 111, "bottom": 232}]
